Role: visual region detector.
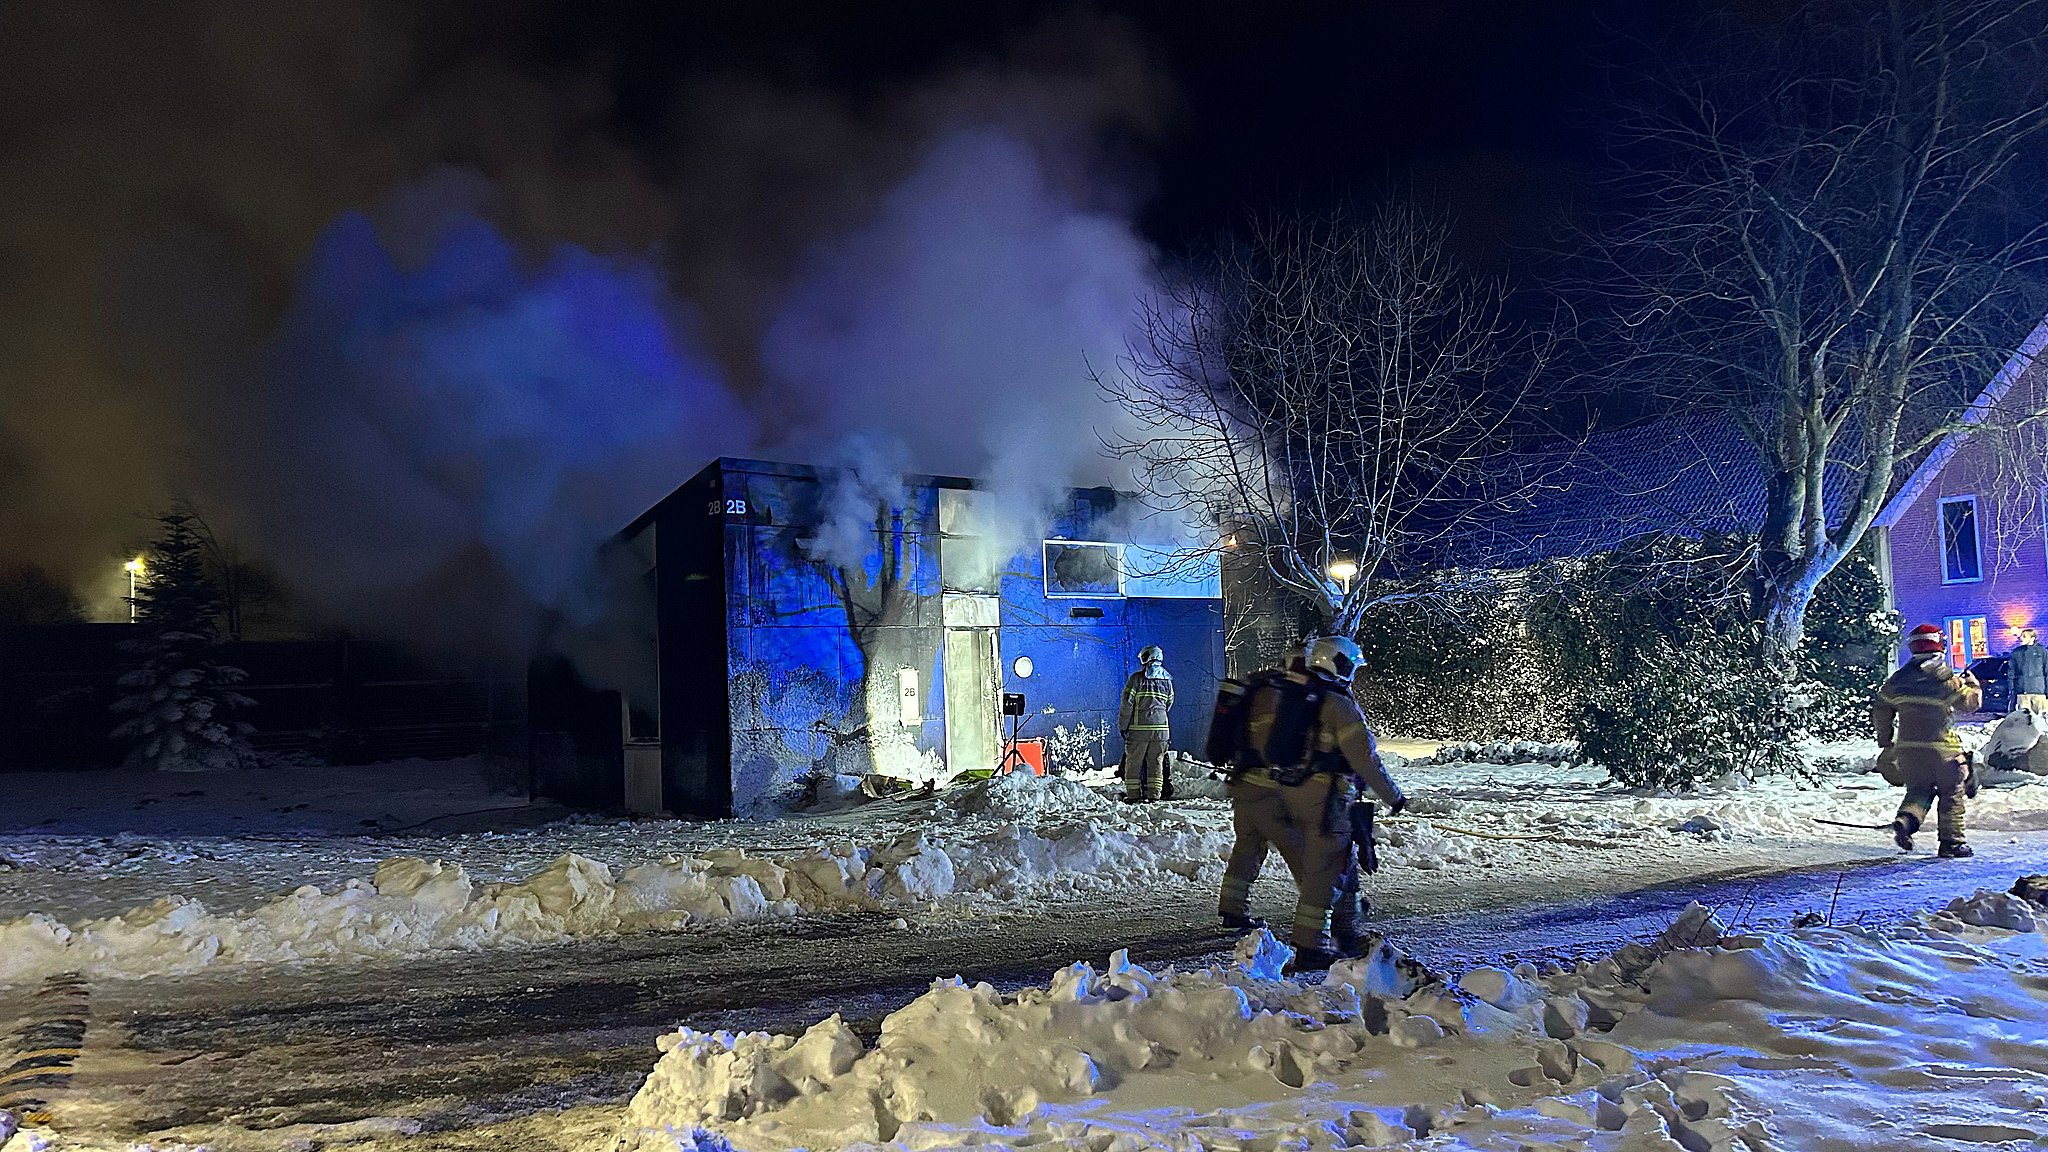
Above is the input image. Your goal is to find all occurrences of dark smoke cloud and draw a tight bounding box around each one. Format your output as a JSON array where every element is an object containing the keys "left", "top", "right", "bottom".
[
  {"left": 0, "top": 0, "right": 1176, "bottom": 655},
  {"left": 230, "top": 199, "right": 749, "bottom": 628}
]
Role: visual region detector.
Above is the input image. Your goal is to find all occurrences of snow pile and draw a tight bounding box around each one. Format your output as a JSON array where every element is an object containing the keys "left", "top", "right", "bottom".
[
  {"left": 617, "top": 893, "right": 2048, "bottom": 1152},
  {"left": 0, "top": 784, "right": 1239, "bottom": 985},
  {"left": 933, "top": 772, "right": 1112, "bottom": 822},
  {"left": 1423, "top": 739, "right": 1579, "bottom": 767},
  {"left": 0, "top": 850, "right": 800, "bottom": 985}
]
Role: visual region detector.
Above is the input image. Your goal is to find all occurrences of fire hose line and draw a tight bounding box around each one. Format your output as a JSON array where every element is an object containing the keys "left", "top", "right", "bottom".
[{"left": 1383, "top": 814, "right": 1611, "bottom": 850}]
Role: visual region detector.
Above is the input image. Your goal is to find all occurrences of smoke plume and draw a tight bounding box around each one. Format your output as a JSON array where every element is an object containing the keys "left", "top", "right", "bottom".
[{"left": 0, "top": 0, "right": 1176, "bottom": 659}]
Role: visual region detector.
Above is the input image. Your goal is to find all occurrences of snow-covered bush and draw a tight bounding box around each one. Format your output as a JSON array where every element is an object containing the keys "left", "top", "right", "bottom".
[
  {"left": 1792, "top": 544, "right": 1899, "bottom": 740},
  {"left": 1577, "top": 631, "right": 1802, "bottom": 789},
  {"left": 1528, "top": 536, "right": 1822, "bottom": 789},
  {"left": 110, "top": 510, "right": 260, "bottom": 773},
  {"left": 1044, "top": 718, "right": 1110, "bottom": 775},
  {"left": 1354, "top": 575, "right": 1571, "bottom": 741}
]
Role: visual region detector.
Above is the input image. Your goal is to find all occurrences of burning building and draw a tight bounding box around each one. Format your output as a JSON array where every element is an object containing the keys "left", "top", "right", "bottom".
[{"left": 530, "top": 457, "right": 1224, "bottom": 818}]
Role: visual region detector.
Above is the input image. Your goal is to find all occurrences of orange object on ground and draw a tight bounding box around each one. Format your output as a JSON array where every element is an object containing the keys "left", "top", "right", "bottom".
[{"left": 1000, "top": 739, "right": 1046, "bottom": 776}]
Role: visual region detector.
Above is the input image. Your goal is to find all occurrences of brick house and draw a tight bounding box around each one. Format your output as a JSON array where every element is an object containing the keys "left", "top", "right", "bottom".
[{"left": 1874, "top": 314, "right": 2048, "bottom": 670}]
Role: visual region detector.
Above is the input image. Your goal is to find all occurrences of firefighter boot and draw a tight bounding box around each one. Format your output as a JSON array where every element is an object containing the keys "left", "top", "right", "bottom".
[
  {"left": 1892, "top": 813, "right": 1918, "bottom": 853},
  {"left": 1220, "top": 912, "right": 1266, "bottom": 932},
  {"left": 1939, "top": 841, "right": 1975, "bottom": 859},
  {"left": 1333, "top": 899, "right": 1371, "bottom": 957},
  {"left": 1284, "top": 947, "right": 1342, "bottom": 974}
]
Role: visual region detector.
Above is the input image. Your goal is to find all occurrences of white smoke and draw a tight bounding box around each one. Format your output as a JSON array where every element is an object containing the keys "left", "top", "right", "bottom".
[
  {"left": 766, "top": 126, "right": 1158, "bottom": 579},
  {"left": 803, "top": 434, "right": 915, "bottom": 576}
]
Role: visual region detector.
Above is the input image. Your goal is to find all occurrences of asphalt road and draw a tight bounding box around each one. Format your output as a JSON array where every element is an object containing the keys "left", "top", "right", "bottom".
[{"left": 15, "top": 830, "right": 2048, "bottom": 1152}]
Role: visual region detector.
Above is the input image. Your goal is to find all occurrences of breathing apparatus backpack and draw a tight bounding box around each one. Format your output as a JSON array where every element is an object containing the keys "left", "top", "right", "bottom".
[{"left": 1203, "top": 671, "right": 1326, "bottom": 781}]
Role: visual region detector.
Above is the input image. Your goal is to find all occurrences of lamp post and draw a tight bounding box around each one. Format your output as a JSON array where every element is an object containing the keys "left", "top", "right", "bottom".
[
  {"left": 124, "top": 557, "right": 145, "bottom": 622},
  {"left": 1326, "top": 557, "right": 1358, "bottom": 597}
]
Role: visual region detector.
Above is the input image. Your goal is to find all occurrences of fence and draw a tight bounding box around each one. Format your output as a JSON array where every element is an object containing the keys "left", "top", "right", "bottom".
[{"left": 0, "top": 625, "right": 525, "bottom": 772}]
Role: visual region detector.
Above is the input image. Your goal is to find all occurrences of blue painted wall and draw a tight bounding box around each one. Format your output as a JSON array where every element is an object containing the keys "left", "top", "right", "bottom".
[{"left": 640, "top": 459, "right": 1223, "bottom": 815}]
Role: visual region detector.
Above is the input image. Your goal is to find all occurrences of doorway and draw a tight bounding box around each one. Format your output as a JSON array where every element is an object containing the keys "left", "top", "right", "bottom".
[{"left": 944, "top": 627, "right": 1000, "bottom": 776}]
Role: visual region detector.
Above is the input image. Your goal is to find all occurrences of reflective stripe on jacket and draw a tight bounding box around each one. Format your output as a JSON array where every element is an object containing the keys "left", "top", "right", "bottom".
[
  {"left": 1873, "top": 654, "right": 1982, "bottom": 759},
  {"left": 1120, "top": 669, "right": 1174, "bottom": 733}
]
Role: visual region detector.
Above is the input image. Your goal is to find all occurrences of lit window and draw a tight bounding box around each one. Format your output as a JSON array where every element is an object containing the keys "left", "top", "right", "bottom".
[
  {"left": 1042, "top": 541, "right": 1125, "bottom": 598},
  {"left": 1939, "top": 496, "right": 1983, "bottom": 583},
  {"left": 1945, "top": 615, "right": 1990, "bottom": 665}
]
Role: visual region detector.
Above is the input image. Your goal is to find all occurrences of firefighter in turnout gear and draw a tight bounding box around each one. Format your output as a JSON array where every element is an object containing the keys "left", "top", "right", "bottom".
[
  {"left": 1120, "top": 645, "right": 1175, "bottom": 802},
  {"left": 1216, "top": 636, "right": 1407, "bottom": 971},
  {"left": 1875, "top": 623, "right": 1983, "bottom": 858}
]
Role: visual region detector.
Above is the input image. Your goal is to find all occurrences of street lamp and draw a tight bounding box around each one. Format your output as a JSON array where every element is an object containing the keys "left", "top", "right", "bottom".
[
  {"left": 1327, "top": 557, "right": 1358, "bottom": 596},
  {"left": 124, "top": 557, "right": 145, "bottom": 622}
]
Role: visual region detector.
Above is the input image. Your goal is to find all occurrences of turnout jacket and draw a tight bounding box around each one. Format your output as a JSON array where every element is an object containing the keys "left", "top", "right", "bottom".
[
  {"left": 1243, "top": 673, "right": 1406, "bottom": 808},
  {"left": 1873, "top": 653, "right": 1982, "bottom": 764},
  {"left": 1120, "top": 667, "right": 1174, "bottom": 735}
]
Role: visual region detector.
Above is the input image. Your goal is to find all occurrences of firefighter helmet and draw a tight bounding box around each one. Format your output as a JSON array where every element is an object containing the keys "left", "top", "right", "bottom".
[{"left": 1304, "top": 636, "right": 1363, "bottom": 682}]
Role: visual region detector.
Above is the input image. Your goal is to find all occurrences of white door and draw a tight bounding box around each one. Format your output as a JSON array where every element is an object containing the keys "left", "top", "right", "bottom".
[{"left": 943, "top": 628, "right": 1000, "bottom": 777}]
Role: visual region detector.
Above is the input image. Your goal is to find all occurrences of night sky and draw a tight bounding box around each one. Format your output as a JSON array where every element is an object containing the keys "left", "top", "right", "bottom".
[
  {"left": 0, "top": 0, "right": 1675, "bottom": 630},
  {"left": 500, "top": 0, "right": 1659, "bottom": 257}
]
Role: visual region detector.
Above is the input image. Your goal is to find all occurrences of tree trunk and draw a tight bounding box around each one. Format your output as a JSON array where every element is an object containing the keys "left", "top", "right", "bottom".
[{"left": 1755, "top": 573, "right": 1812, "bottom": 671}]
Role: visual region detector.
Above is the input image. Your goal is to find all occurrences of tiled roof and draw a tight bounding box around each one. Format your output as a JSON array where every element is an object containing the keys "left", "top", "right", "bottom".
[
  {"left": 1477, "top": 410, "right": 1869, "bottom": 566},
  {"left": 1875, "top": 312, "right": 2048, "bottom": 528}
]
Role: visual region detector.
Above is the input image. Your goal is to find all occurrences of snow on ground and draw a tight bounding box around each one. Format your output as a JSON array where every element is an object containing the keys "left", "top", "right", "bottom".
[
  {"left": 610, "top": 889, "right": 2048, "bottom": 1152},
  {"left": 4, "top": 741, "right": 2048, "bottom": 987}
]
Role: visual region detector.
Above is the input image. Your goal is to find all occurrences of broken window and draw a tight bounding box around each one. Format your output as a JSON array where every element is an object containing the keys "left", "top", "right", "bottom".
[{"left": 1043, "top": 541, "right": 1125, "bottom": 598}]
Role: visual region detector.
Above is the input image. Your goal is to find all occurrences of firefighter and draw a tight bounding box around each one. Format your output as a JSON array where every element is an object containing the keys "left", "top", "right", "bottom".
[
  {"left": 1119, "top": 645, "right": 1175, "bottom": 802},
  {"left": 1875, "top": 623, "right": 1983, "bottom": 858},
  {"left": 1219, "top": 636, "right": 1407, "bottom": 970},
  {"left": 1214, "top": 646, "right": 1304, "bottom": 935}
]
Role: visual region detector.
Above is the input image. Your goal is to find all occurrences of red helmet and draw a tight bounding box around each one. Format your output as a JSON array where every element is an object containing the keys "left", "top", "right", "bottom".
[{"left": 1906, "top": 623, "right": 1946, "bottom": 655}]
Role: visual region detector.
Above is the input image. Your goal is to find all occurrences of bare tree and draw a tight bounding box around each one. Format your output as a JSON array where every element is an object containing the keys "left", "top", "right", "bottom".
[
  {"left": 796, "top": 460, "right": 948, "bottom": 787},
  {"left": 1097, "top": 198, "right": 1554, "bottom": 636},
  {"left": 1597, "top": 0, "right": 2048, "bottom": 662},
  {"left": 167, "top": 499, "right": 286, "bottom": 641}
]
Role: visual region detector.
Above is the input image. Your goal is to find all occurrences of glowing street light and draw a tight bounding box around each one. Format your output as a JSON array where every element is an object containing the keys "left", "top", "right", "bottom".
[
  {"left": 1327, "top": 557, "right": 1358, "bottom": 596},
  {"left": 124, "top": 557, "right": 145, "bottom": 622}
]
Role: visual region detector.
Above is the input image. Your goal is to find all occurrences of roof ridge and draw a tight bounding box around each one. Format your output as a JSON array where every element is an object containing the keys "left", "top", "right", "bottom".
[{"left": 1874, "top": 310, "right": 2048, "bottom": 529}]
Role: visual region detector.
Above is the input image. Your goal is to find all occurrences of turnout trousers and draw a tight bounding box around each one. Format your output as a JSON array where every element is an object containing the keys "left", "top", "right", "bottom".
[
  {"left": 1122, "top": 733, "right": 1169, "bottom": 801},
  {"left": 1218, "top": 770, "right": 1359, "bottom": 952},
  {"left": 1895, "top": 749, "right": 1969, "bottom": 847}
]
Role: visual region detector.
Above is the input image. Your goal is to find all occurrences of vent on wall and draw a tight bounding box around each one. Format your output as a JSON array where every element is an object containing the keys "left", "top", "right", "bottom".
[{"left": 1069, "top": 607, "right": 1105, "bottom": 619}]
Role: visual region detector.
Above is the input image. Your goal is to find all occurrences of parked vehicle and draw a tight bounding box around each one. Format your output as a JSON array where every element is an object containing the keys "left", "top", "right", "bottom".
[{"left": 1967, "top": 656, "right": 2012, "bottom": 716}]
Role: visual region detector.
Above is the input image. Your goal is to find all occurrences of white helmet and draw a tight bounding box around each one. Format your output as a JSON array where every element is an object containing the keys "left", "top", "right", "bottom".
[
  {"left": 1303, "top": 636, "right": 1363, "bottom": 682},
  {"left": 1139, "top": 645, "right": 1164, "bottom": 665}
]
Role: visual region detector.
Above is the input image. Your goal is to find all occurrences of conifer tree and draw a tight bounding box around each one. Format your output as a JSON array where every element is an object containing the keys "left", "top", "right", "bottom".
[{"left": 111, "top": 510, "right": 261, "bottom": 771}]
